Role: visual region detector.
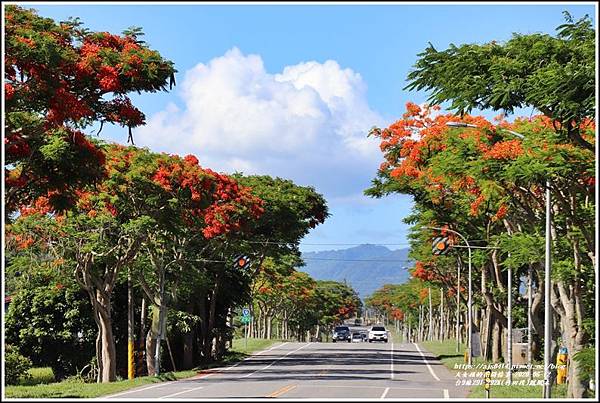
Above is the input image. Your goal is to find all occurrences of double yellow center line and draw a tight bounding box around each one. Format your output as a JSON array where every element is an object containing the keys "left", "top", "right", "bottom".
[{"left": 266, "top": 384, "right": 297, "bottom": 398}]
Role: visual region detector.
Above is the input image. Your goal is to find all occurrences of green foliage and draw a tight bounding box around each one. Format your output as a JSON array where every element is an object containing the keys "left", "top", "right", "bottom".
[
  {"left": 572, "top": 348, "right": 595, "bottom": 384},
  {"left": 4, "top": 276, "right": 96, "bottom": 381},
  {"left": 5, "top": 5, "right": 177, "bottom": 215},
  {"left": 5, "top": 344, "right": 33, "bottom": 385},
  {"left": 405, "top": 12, "right": 594, "bottom": 149}
]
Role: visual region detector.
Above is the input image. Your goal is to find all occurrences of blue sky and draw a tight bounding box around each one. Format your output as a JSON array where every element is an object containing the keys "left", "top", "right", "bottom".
[{"left": 23, "top": 2, "right": 596, "bottom": 252}]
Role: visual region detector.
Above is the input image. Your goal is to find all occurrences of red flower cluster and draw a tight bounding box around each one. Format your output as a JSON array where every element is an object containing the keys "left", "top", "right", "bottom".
[
  {"left": 413, "top": 261, "right": 435, "bottom": 281},
  {"left": 5, "top": 132, "right": 31, "bottom": 158},
  {"left": 5, "top": 83, "right": 15, "bottom": 100},
  {"left": 103, "top": 97, "right": 145, "bottom": 127},
  {"left": 48, "top": 87, "right": 93, "bottom": 125},
  {"left": 470, "top": 194, "right": 486, "bottom": 216},
  {"left": 492, "top": 204, "right": 508, "bottom": 222},
  {"left": 483, "top": 140, "right": 524, "bottom": 160},
  {"left": 98, "top": 65, "right": 120, "bottom": 92}
]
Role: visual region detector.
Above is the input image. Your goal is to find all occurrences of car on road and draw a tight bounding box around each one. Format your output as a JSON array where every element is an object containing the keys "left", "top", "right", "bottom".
[
  {"left": 351, "top": 332, "right": 363, "bottom": 343},
  {"left": 332, "top": 325, "right": 351, "bottom": 342},
  {"left": 368, "top": 325, "right": 388, "bottom": 343}
]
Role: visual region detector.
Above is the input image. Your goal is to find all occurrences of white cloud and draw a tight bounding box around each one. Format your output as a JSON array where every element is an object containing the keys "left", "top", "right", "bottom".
[{"left": 136, "top": 47, "right": 386, "bottom": 198}]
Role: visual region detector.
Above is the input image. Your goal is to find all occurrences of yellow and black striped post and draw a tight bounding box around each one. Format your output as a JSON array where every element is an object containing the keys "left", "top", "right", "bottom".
[
  {"left": 128, "top": 268, "right": 135, "bottom": 380},
  {"left": 484, "top": 369, "right": 492, "bottom": 398}
]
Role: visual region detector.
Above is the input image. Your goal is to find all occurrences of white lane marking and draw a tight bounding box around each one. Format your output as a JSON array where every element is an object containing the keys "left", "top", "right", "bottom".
[
  {"left": 413, "top": 342, "right": 440, "bottom": 381},
  {"left": 192, "top": 341, "right": 291, "bottom": 381},
  {"left": 159, "top": 385, "right": 204, "bottom": 399},
  {"left": 305, "top": 384, "right": 437, "bottom": 390},
  {"left": 102, "top": 381, "right": 173, "bottom": 398},
  {"left": 242, "top": 343, "right": 312, "bottom": 378},
  {"left": 390, "top": 342, "right": 394, "bottom": 380},
  {"left": 380, "top": 387, "right": 390, "bottom": 399},
  {"left": 254, "top": 341, "right": 289, "bottom": 355},
  {"left": 443, "top": 389, "right": 450, "bottom": 399},
  {"left": 104, "top": 341, "right": 289, "bottom": 398}
]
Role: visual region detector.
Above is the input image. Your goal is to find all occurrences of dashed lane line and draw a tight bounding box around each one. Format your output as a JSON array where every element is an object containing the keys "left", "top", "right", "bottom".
[
  {"left": 242, "top": 342, "right": 312, "bottom": 378},
  {"left": 102, "top": 342, "right": 289, "bottom": 399},
  {"left": 159, "top": 385, "right": 204, "bottom": 399},
  {"left": 390, "top": 342, "right": 394, "bottom": 380},
  {"left": 413, "top": 342, "right": 440, "bottom": 381},
  {"left": 101, "top": 382, "right": 175, "bottom": 399}
]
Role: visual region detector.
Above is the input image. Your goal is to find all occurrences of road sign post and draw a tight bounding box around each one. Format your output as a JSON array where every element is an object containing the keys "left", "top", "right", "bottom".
[{"left": 241, "top": 308, "right": 251, "bottom": 349}]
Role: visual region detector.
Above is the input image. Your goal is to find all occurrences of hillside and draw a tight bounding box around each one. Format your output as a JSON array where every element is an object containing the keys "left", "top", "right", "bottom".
[{"left": 299, "top": 244, "right": 413, "bottom": 299}]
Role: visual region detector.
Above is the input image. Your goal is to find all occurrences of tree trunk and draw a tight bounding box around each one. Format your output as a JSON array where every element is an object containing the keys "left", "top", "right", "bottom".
[
  {"left": 145, "top": 306, "right": 161, "bottom": 376},
  {"left": 204, "top": 276, "right": 220, "bottom": 361},
  {"left": 492, "top": 319, "right": 501, "bottom": 363},
  {"left": 97, "top": 291, "right": 117, "bottom": 382},
  {"left": 182, "top": 303, "right": 195, "bottom": 370},
  {"left": 553, "top": 280, "right": 589, "bottom": 398}
]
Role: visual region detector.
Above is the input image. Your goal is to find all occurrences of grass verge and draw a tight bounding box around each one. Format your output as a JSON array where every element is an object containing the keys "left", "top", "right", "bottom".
[
  {"left": 5, "top": 337, "right": 281, "bottom": 399},
  {"left": 420, "top": 339, "right": 568, "bottom": 398}
]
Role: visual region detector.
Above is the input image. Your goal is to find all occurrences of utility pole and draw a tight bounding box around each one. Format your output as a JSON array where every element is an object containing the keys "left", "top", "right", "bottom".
[
  {"left": 457, "top": 259, "right": 461, "bottom": 353},
  {"left": 543, "top": 181, "right": 553, "bottom": 398},
  {"left": 440, "top": 287, "right": 444, "bottom": 341},
  {"left": 428, "top": 287, "right": 433, "bottom": 341},
  {"left": 507, "top": 254, "right": 513, "bottom": 384},
  {"left": 424, "top": 226, "right": 472, "bottom": 365},
  {"left": 154, "top": 268, "right": 166, "bottom": 376},
  {"left": 127, "top": 267, "right": 135, "bottom": 380},
  {"left": 528, "top": 266, "right": 533, "bottom": 381}
]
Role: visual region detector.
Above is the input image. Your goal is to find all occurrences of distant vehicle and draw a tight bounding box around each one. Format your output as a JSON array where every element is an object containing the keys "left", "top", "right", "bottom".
[
  {"left": 368, "top": 325, "right": 388, "bottom": 343},
  {"left": 351, "top": 332, "right": 363, "bottom": 343},
  {"left": 332, "top": 326, "right": 351, "bottom": 342},
  {"left": 361, "top": 332, "right": 368, "bottom": 341},
  {"left": 354, "top": 318, "right": 363, "bottom": 326}
]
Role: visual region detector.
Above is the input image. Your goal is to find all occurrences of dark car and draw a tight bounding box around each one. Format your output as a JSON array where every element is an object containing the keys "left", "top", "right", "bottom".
[{"left": 332, "top": 326, "right": 351, "bottom": 342}]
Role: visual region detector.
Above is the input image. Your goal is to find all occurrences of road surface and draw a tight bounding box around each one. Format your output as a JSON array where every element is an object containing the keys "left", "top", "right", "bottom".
[{"left": 105, "top": 333, "right": 469, "bottom": 399}]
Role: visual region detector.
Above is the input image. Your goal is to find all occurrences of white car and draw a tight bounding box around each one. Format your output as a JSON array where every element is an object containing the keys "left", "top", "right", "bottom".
[{"left": 368, "top": 325, "right": 388, "bottom": 343}]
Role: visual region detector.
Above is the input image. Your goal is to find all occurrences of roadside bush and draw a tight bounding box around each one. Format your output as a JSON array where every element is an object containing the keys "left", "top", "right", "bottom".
[
  {"left": 572, "top": 347, "right": 595, "bottom": 388},
  {"left": 5, "top": 344, "right": 32, "bottom": 385}
]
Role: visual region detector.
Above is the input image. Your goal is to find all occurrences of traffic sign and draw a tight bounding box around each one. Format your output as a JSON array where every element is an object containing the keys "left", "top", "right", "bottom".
[
  {"left": 432, "top": 236, "right": 451, "bottom": 255},
  {"left": 233, "top": 254, "right": 251, "bottom": 270},
  {"left": 242, "top": 308, "right": 250, "bottom": 317},
  {"left": 241, "top": 316, "right": 251, "bottom": 324}
]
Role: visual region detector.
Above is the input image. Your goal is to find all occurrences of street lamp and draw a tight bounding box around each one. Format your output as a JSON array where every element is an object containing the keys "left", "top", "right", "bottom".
[
  {"left": 447, "top": 121, "right": 553, "bottom": 397},
  {"left": 423, "top": 225, "right": 473, "bottom": 366}
]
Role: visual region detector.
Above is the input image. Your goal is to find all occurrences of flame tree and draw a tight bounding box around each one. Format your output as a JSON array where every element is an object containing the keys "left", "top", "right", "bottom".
[{"left": 4, "top": 5, "right": 176, "bottom": 216}]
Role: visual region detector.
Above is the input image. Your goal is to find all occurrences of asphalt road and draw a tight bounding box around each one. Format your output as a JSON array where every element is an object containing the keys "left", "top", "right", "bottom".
[{"left": 105, "top": 329, "right": 469, "bottom": 399}]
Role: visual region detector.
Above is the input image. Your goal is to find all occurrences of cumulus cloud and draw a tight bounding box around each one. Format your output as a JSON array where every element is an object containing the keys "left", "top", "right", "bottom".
[{"left": 136, "top": 48, "right": 386, "bottom": 198}]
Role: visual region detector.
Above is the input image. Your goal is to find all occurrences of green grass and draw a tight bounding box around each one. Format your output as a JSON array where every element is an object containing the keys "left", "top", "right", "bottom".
[
  {"left": 5, "top": 338, "right": 281, "bottom": 399},
  {"left": 19, "top": 367, "right": 55, "bottom": 386},
  {"left": 4, "top": 370, "right": 198, "bottom": 398},
  {"left": 421, "top": 338, "right": 471, "bottom": 373},
  {"left": 231, "top": 337, "right": 281, "bottom": 355},
  {"left": 420, "top": 339, "right": 568, "bottom": 399}
]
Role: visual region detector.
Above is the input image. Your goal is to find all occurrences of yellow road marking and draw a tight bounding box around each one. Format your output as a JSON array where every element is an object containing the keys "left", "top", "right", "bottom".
[{"left": 266, "top": 384, "right": 297, "bottom": 398}]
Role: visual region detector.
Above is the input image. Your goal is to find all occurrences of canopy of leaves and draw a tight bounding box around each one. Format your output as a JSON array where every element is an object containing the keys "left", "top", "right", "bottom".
[
  {"left": 404, "top": 12, "right": 595, "bottom": 150},
  {"left": 4, "top": 5, "right": 177, "bottom": 216}
]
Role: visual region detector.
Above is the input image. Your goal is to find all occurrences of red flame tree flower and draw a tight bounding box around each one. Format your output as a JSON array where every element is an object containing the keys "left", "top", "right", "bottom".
[{"left": 4, "top": 5, "right": 176, "bottom": 216}]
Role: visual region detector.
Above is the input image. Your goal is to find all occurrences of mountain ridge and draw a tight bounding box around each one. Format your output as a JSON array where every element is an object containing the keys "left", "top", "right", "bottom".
[{"left": 299, "top": 244, "right": 412, "bottom": 299}]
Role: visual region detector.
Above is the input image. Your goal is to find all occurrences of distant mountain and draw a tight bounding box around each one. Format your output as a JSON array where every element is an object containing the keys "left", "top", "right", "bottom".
[{"left": 299, "top": 244, "right": 412, "bottom": 299}]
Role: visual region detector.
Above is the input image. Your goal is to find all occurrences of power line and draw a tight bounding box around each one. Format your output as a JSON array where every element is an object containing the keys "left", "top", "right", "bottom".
[
  {"left": 302, "top": 257, "right": 413, "bottom": 263},
  {"left": 244, "top": 241, "right": 412, "bottom": 246}
]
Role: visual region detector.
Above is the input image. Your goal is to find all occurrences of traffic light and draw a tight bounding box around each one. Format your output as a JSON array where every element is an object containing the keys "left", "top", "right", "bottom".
[
  {"left": 432, "top": 236, "right": 451, "bottom": 255},
  {"left": 233, "top": 254, "right": 251, "bottom": 270}
]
